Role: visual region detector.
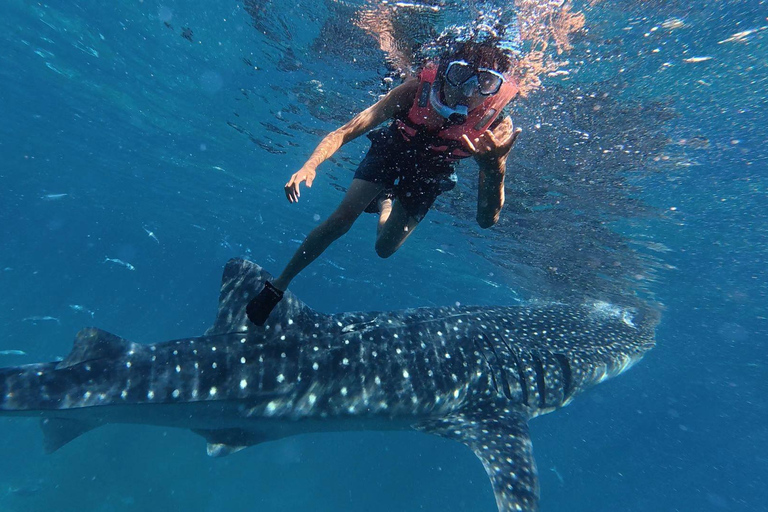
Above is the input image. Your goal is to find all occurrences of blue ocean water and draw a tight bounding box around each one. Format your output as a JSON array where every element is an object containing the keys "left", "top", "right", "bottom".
[{"left": 0, "top": 0, "right": 765, "bottom": 511}]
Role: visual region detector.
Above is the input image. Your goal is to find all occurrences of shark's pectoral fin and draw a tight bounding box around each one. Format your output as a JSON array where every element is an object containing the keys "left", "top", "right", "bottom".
[
  {"left": 416, "top": 404, "right": 540, "bottom": 512},
  {"left": 40, "top": 418, "right": 99, "bottom": 453},
  {"left": 192, "top": 428, "right": 266, "bottom": 458}
]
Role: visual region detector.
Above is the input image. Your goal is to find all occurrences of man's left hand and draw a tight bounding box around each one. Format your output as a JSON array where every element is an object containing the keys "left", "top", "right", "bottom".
[{"left": 462, "top": 124, "right": 522, "bottom": 170}]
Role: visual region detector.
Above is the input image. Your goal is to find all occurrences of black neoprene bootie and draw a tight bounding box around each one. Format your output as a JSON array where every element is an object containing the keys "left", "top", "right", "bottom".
[{"left": 246, "top": 281, "right": 284, "bottom": 326}]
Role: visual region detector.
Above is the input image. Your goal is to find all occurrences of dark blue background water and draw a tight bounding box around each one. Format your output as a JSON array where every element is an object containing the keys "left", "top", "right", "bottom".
[{"left": 0, "top": 0, "right": 765, "bottom": 511}]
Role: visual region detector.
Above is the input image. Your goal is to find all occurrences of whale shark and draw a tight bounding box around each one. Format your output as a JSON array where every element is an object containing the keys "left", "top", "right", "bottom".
[{"left": 0, "top": 259, "right": 656, "bottom": 511}]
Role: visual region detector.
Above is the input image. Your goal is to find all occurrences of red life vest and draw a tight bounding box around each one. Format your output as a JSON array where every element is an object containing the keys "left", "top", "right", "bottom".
[{"left": 395, "top": 63, "right": 519, "bottom": 162}]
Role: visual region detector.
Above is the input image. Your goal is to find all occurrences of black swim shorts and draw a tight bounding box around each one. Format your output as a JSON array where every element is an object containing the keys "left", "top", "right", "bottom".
[{"left": 353, "top": 128, "right": 457, "bottom": 221}]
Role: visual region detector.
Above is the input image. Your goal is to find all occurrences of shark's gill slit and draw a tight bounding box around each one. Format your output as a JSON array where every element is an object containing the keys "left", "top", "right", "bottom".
[
  {"left": 531, "top": 352, "right": 547, "bottom": 407},
  {"left": 473, "top": 338, "right": 501, "bottom": 396},
  {"left": 480, "top": 332, "right": 514, "bottom": 400},
  {"left": 553, "top": 353, "right": 573, "bottom": 398},
  {"left": 497, "top": 333, "right": 529, "bottom": 405}
]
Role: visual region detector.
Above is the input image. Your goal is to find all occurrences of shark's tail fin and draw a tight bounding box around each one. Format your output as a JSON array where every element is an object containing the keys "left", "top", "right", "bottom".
[{"left": 206, "top": 259, "right": 323, "bottom": 335}]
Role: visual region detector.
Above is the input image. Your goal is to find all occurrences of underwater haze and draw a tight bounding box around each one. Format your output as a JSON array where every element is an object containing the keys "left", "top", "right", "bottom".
[{"left": 0, "top": 0, "right": 765, "bottom": 511}]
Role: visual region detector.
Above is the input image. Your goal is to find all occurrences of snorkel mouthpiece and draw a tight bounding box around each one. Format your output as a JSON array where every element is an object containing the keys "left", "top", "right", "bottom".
[{"left": 429, "top": 81, "right": 469, "bottom": 119}]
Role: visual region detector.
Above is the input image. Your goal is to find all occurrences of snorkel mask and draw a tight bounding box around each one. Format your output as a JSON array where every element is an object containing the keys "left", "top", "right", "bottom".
[
  {"left": 430, "top": 59, "right": 507, "bottom": 119},
  {"left": 444, "top": 60, "right": 506, "bottom": 95}
]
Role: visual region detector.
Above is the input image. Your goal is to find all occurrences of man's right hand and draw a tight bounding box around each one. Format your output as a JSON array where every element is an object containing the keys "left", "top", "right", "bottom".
[{"left": 285, "top": 166, "right": 316, "bottom": 203}]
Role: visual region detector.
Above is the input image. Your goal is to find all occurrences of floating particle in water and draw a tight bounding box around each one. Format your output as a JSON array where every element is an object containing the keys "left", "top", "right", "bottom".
[
  {"left": 661, "top": 18, "right": 686, "bottom": 30},
  {"left": 200, "top": 70, "right": 223, "bottom": 93},
  {"left": 42, "top": 193, "right": 67, "bottom": 200},
  {"left": 0, "top": 350, "right": 26, "bottom": 356},
  {"left": 717, "top": 323, "right": 748, "bottom": 343},
  {"left": 718, "top": 27, "right": 766, "bottom": 44},
  {"left": 158, "top": 6, "right": 173, "bottom": 23}
]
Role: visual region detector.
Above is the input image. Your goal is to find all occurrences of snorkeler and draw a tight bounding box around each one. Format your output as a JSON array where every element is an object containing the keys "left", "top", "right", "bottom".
[{"left": 247, "top": 38, "right": 522, "bottom": 326}]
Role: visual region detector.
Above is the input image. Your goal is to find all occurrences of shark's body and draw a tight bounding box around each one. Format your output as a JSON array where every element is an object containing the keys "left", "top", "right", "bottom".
[{"left": 0, "top": 259, "right": 656, "bottom": 511}]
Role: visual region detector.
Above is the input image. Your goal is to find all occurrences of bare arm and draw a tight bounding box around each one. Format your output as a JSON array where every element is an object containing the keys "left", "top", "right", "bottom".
[
  {"left": 285, "top": 79, "right": 419, "bottom": 202},
  {"left": 476, "top": 158, "right": 507, "bottom": 229},
  {"left": 461, "top": 117, "right": 522, "bottom": 228}
]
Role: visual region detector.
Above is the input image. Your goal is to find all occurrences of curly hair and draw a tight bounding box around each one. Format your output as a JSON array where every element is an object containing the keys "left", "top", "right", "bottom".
[{"left": 441, "top": 38, "right": 515, "bottom": 74}]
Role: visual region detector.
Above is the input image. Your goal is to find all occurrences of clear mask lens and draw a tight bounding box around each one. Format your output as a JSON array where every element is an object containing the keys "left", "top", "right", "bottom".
[
  {"left": 446, "top": 61, "right": 475, "bottom": 86},
  {"left": 445, "top": 61, "right": 504, "bottom": 96},
  {"left": 477, "top": 70, "right": 503, "bottom": 95}
]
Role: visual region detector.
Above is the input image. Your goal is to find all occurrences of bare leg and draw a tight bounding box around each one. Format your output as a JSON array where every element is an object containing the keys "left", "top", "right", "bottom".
[
  {"left": 272, "top": 179, "right": 383, "bottom": 290},
  {"left": 377, "top": 197, "right": 394, "bottom": 236},
  {"left": 375, "top": 199, "right": 422, "bottom": 258}
]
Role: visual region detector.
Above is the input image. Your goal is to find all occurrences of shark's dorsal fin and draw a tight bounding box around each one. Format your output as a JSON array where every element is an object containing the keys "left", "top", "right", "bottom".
[
  {"left": 416, "top": 404, "right": 540, "bottom": 512},
  {"left": 40, "top": 418, "right": 98, "bottom": 453},
  {"left": 206, "top": 258, "right": 323, "bottom": 335},
  {"left": 192, "top": 428, "right": 267, "bottom": 457},
  {"left": 57, "top": 328, "right": 139, "bottom": 370}
]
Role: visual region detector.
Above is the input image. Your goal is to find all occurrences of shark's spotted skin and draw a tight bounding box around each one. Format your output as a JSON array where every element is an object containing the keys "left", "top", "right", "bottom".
[{"left": 0, "top": 259, "right": 656, "bottom": 511}]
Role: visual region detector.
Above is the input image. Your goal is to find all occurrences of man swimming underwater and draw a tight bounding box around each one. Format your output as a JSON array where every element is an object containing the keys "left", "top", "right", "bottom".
[{"left": 247, "top": 38, "right": 522, "bottom": 325}]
